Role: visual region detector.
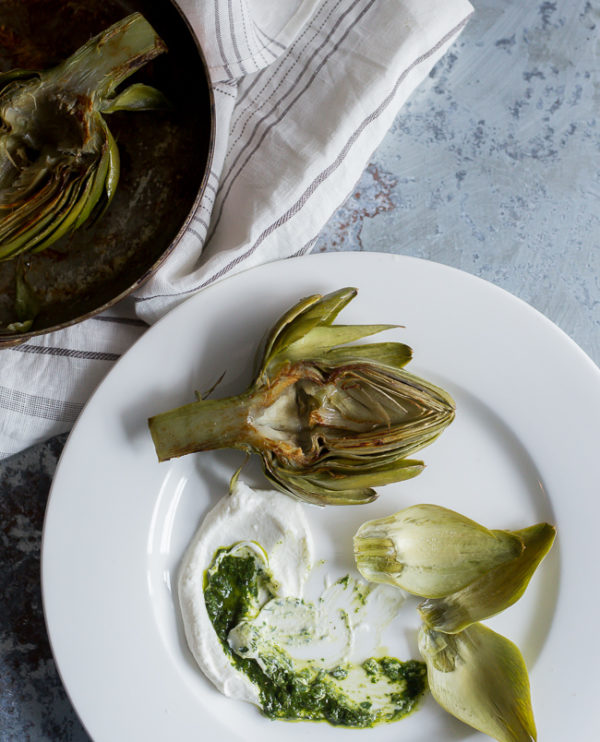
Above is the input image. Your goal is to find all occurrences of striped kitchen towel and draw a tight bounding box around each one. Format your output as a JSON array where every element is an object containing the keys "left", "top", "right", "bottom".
[{"left": 0, "top": 0, "right": 473, "bottom": 459}]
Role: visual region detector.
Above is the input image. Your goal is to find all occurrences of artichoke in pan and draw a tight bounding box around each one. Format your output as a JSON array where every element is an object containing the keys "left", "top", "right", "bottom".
[
  {"left": 0, "top": 12, "right": 168, "bottom": 261},
  {"left": 148, "top": 288, "right": 456, "bottom": 505}
]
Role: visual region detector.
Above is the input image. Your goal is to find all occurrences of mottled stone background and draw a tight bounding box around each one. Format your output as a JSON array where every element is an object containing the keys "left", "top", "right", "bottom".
[
  {"left": 1, "top": 1, "right": 598, "bottom": 740},
  {"left": 315, "top": 1, "right": 599, "bottom": 367}
]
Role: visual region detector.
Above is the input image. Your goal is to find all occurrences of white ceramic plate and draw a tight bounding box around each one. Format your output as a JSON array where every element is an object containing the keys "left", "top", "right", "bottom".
[{"left": 42, "top": 253, "right": 600, "bottom": 741}]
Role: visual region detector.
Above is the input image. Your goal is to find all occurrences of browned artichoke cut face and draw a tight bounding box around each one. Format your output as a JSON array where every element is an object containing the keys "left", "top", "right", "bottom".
[
  {"left": 252, "top": 361, "right": 452, "bottom": 468},
  {"left": 0, "top": 81, "right": 100, "bottom": 235},
  {"left": 2, "top": 79, "right": 88, "bottom": 158},
  {"left": 148, "top": 288, "right": 456, "bottom": 505}
]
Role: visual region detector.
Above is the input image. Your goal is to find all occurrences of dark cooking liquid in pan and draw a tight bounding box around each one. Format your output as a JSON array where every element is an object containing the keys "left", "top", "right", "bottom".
[{"left": 0, "top": 0, "right": 213, "bottom": 335}]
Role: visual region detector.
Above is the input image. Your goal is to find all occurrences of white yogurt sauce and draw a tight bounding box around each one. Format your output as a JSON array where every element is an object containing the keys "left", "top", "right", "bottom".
[
  {"left": 178, "top": 478, "right": 409, "bottom": 715},
  {"left": 178, "top": 478, "right": 313, "bottom": 705}
]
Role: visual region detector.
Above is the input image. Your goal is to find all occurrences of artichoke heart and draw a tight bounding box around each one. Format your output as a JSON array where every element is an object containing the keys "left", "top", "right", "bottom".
[
  {"left": 419, "top": 521, "right": 556, "bottom": 632},
  {"left": 418, "top": 623, "right": 537, "bottom": 742},
  {"left": 353, "top": 504, "right": 524, "bottom": 597},
  {"left": 148, "top": 288, "right": 456, "bottom": 505},
  {"left": 0, "top": 13, "right": 168, "bottom": 261}
]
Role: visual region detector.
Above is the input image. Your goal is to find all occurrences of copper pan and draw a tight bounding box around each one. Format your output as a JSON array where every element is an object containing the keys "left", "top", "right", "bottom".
[{"left": 0, "top": 0, "right": 215, "bottom": 345}]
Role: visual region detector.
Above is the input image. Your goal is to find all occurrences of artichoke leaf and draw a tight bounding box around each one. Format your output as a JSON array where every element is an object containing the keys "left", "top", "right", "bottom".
[
  {"left": 30, "top": 167, "right": 98, "bottom": 253},
  {"left": 418, "top": 623, "right": 537, "bottom": 742},
  {"left": 0, "top": 69, "right": 39, "bottom": 87},
  {"left": 3, "top": 320, "right": 33, "bottom": 333},
  {"left": 263, "top": 465, "right": 378, "bottom": 506},
  {"left": 284, "top": 323, "right": 397, "bottom": 361},
  {"left": 260, "top": 288, "right": 357, "bottom": 373},
  {"left": 101, "top": 83, "right": 171, "bottom": 113},
  {"left": 102, "top": 115, "right": 121, "bottom": 206},
  {"left": 301, "top": 286, "right": 358, "bottom": 326},
  {"left": 324, "top": 341, "right": 413, "bottom": 369},
  {"left": 273, "top": 457, "right": 424, "bottom": 493},
  {"left": 0, "top": 259, "right": 40, "bottom": 333},
  {"left": 14, "top": 263, "right": 39, "bottom": 323},
  {"left": 72, "top": 140, "right": 111, "bottom": 230},
  {"left": 258, "top": 293, "right": 322, "bottom": 374},
  {"left": 5, "top": 171, "right": 84, "bottom": 258}
]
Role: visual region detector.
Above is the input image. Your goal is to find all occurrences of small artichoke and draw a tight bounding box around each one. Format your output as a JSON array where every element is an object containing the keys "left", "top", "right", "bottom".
[
  {"left": 353, "top": 504, "right": 524, "bottom": 596},
  {"left": 418, "top": 521, "right": 556, "bottom": 632},
  {"left": 148, "top": 288, "right": 456, "bottom": 505},
  {"left": 0, "top": 13, "right": 168, "bottom": 261},
  {"left": 418, "top": 623, "right": 537, "bottom": 742}
]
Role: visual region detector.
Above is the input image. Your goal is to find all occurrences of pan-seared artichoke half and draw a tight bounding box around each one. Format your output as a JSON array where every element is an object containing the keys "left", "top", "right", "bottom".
[
  {"left": 0, "top": 13, "right": 168, "bottom": 261},
  {"left": 148, "top": 288, "right": 456, "bottom": 505}
]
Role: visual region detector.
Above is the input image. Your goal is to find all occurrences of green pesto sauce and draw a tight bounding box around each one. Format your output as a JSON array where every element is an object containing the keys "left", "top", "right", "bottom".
[{"left": 203, "top": 549, "right": 427, "bottom": 728}]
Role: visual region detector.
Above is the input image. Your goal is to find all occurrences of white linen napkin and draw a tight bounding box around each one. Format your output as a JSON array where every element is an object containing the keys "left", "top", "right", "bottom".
[{"left": 0, "top": 0, "right": 473, "bottom": 459}]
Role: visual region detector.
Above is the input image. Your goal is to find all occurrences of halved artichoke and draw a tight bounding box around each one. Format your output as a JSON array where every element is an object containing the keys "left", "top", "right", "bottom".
[
  {"left": 418, "top": 622, "right": 537, "bottom": 742},
  {"left": 353, "top": 504, "right": 525, "bottom": 596},
  {"left": 354, "top": 504, "right": 555, "bottom": 628},
  {"left": 418, "top": 521, "right": 556, "bottom": 632},
  {"left": 148, "top": 288, "right": 456, "bottom": 505},
  {"left": 0, "top": 12, "right": 168, "bottom": 261}
]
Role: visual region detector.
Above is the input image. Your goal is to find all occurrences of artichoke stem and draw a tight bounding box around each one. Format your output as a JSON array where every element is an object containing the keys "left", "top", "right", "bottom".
[
  {"left": 53, "top": 13, "right": 167, "bottom": 98},
  {"left": 353, "top": 536, "right": 403, "bottom": 578},
  {"left": 353, "top": 536, "right": 395, "bottom": 559},
  {"left": 148, "top": 392, "right": 254, "bottom": 462}
]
